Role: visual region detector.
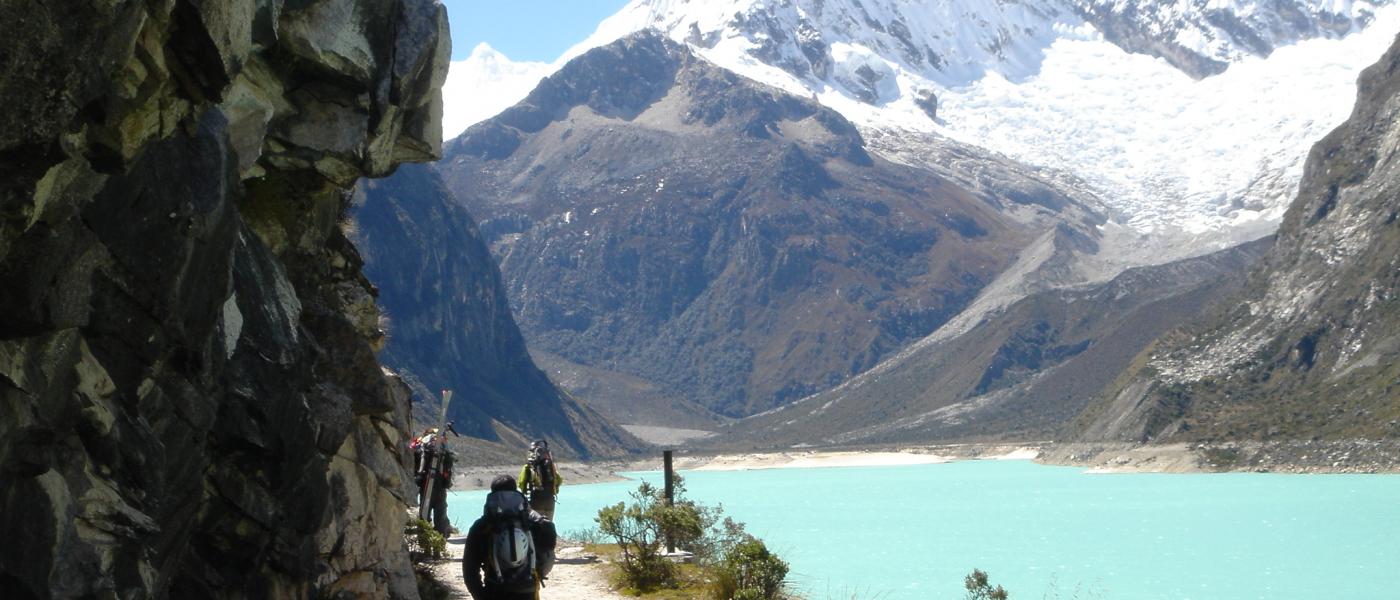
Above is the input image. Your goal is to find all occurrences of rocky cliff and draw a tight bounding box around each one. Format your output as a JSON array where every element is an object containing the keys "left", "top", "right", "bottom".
[
  {"left": 0, "top": 0, "right": 447, "bottom": 597},
  {"left": 439, "top": 32, "right": 1094, "bottom": 419},
  {"left": 1077, "top": 34, "right": 1400, "bottom": 443},
  {"left": 351, "top": 164, "right": 640, "bottom": 458}
]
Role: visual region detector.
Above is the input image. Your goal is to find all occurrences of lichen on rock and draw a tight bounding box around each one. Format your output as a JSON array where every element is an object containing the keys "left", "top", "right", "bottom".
[{"left": 0, "top": 0, "right": 449, "bottom": 598}]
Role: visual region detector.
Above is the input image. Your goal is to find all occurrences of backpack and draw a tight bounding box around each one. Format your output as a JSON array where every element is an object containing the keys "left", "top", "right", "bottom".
[
  {"left": 483, "top": 490, "right": 536, "bottom": 593},
  {"left": 529, "top": 458, "right": 556, "bottom": 496},
  {"left": 527, "top": 440, "right": 556, "bottom": 495}
]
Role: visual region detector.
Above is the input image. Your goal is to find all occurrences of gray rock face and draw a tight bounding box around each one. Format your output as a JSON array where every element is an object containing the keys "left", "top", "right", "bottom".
[
  {"left": 0, "top": 0, "right": 448, "bottom": 597},
  {"left": 1072, "top": 0, "right": 1377, "bottom": 78},
  {"left": 351, "top": 164, "right": 641, "bottom": 458},
  {"left": 1077, "top": 34, "right": 1400, "bottom": 443}
]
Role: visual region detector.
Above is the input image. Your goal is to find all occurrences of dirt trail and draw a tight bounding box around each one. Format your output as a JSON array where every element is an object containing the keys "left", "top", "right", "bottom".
[{"left": 427, "top": 542, "right": 626, "bottom": 599}]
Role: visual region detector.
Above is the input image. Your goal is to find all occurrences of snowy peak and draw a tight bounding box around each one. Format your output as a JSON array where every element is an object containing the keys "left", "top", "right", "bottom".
[
  {"left": 444, "top": 0, "right": 1395, "bottom": 246},
  {"left": 565, "top": 0, "right": 1395, "bottom": 245},
  {"left": 462, "top": 42, "right": 516, "bottom": 68},
  {"left": 441, "top": 43, "right": 553, "bottom": 138},
  {"left": 597, "top": 0, "right": 1074, "bottom": 92},
  {"left": 605, "top": 0, "right": 1384, "bottom": 91}
]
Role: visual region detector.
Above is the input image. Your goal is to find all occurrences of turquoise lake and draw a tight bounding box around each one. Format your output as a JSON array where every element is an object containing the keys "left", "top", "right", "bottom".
[{"left": 448, "top": 461, "right": 1400, "bottom": 599}]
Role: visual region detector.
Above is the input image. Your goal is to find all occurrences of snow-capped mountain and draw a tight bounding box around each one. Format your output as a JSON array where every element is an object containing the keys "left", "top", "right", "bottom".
[
  {"left": 441, "top": 43, "right": 553, "bottom": 139},
  {"left": 445, "top": 0, "right": 1397, "bottom": 251},
  {"left": 589, "top": 0, "right": 1381, "bottom": 88}
]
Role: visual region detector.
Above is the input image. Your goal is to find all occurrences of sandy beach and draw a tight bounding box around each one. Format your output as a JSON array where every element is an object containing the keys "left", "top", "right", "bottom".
[
  {"left": 453, "top": 445, "right": 1051, "bottom": 490},
  {"left": 690, "top": 450, "right": 953, "bottom": 470}
]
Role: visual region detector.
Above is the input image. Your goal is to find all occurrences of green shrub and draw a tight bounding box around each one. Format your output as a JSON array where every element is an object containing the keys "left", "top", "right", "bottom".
[
  {"left": 405, "top": 517, "right": 446, "bottom": 560},
  {"left": 597, "top": 477, "right": 790, "bottom": 596},
  {"left": 710, "top": 537, "right": 789, "bottom": 600},
  {"left": 964, "top": 569, "right": 1008, "bottom": 600}
]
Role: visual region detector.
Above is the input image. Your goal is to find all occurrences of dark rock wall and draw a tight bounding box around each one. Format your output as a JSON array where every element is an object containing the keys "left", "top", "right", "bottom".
[
  {"left": 351, "top": 164, "right": 640, "bottom": 458},
  {"left": 0, "top": 0, "right": 448, "bottom": 598},
  {"left": 1077, "top": 34, "right": 1400, "bottom": 442}
]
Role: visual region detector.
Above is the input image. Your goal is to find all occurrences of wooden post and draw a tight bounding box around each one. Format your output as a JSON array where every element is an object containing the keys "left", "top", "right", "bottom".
[{"left": 663, "top": 449, "right": 675, "bottom": 553}]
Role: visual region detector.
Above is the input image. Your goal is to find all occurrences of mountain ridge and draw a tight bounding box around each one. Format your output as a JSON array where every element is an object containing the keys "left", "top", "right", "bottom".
[
  {"left": 438, "top": 31, "right": 1089, "bottom": 419},
  {"left": 443, "top": 0, "right": 1397, "bottom": 250}
]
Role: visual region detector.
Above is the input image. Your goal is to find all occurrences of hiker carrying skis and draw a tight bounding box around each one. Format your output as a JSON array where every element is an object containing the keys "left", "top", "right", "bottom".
[
  {"left": 518, "top": 440, "right": 562, "bottom": 520},
  {"left": 414, "top": 427, "right": 456, "bottom": 535},
  {"left": 462, "top": 475, "right": 557, "bottom": 600}
]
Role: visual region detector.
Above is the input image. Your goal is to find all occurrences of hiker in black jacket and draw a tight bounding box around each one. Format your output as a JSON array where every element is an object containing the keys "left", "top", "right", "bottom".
[{"left": 462, "top": 475, "right": 557, "bottom": 600}]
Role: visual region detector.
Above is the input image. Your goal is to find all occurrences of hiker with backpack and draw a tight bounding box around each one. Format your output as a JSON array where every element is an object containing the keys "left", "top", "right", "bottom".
[
  {"left": 414, "top": 427, "right": 456, "bottom": 535},
  {"left": 410, "top": 427, "right": 434, "bottom": 501},
  {"left": 463, "top": 475, "right": 557, "bottom": 600},
  {"left": 518, "top": 440, "right": 563, "bottom": 520}
]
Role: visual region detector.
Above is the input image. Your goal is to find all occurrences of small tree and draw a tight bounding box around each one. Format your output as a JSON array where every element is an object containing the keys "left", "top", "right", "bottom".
[
  {"left": 596, "top": 480, "right": 705, "bottom": 591},
  {"left": 964, "top": 569, "right": 1009, "bottom": 600}
]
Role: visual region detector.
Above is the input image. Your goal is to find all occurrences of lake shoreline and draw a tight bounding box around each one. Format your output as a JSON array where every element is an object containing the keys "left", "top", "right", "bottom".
[{"left": 452, "top": 439, "right": 1400, "bottom": 490}]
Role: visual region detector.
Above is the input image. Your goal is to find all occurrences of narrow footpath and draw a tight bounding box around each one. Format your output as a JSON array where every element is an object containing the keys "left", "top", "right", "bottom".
[{"left": 427, "top": 541, "right": 626, "bottom": 599}]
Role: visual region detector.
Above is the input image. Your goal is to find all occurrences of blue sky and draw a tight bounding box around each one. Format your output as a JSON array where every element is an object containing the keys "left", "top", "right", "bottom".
[{"left": 441, "top": 0, "right": 631, "bottom": 62}]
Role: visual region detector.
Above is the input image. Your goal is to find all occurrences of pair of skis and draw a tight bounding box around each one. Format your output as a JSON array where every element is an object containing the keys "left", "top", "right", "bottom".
[{"left": 419, "top": 389, "right": 453, "bottom": 522}]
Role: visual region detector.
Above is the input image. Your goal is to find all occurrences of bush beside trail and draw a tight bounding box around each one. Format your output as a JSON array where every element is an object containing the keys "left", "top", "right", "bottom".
[
  {"left": 595, "top": 477, "right": 792, "bottom": 599},
  {"left": 404, "top": 517, "right": 450, "bottom": 599}
]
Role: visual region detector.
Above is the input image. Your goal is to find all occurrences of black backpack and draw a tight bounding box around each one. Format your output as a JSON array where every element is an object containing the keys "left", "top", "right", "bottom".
[
  {"left": 530, "top": 457, "right": 556, "bottom": 496},
  {"left": 482, "top": 490, "right": 536, "bottom": 593}
]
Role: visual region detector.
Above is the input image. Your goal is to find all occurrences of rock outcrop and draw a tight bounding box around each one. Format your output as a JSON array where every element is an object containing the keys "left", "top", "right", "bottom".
[
  {"left": 0, "top": 0, "right": 447, "bottom": 597},
  {"left": 351, "top": 164, "right": 641, "bottom": 458},
  {"left": 1076, "top": 34, "right": 1400, "bottom": 443}
]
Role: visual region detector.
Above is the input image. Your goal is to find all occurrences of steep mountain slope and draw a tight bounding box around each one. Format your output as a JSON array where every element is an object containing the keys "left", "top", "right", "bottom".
[
  {"left": 438, "top": 32, "right": 1105, "bottom": 419},
  {"left": 1077, "top": 33, "right": 1400, "bottom": 443},
  {"left": 0, "top": 0, "right": 446, "bottom": 597},
  {"left": 713, "top": 239, "right": 1270, "bottom": 448},
  {"left": 351, "top": 164, "right": 639, "bottom": 458}
]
